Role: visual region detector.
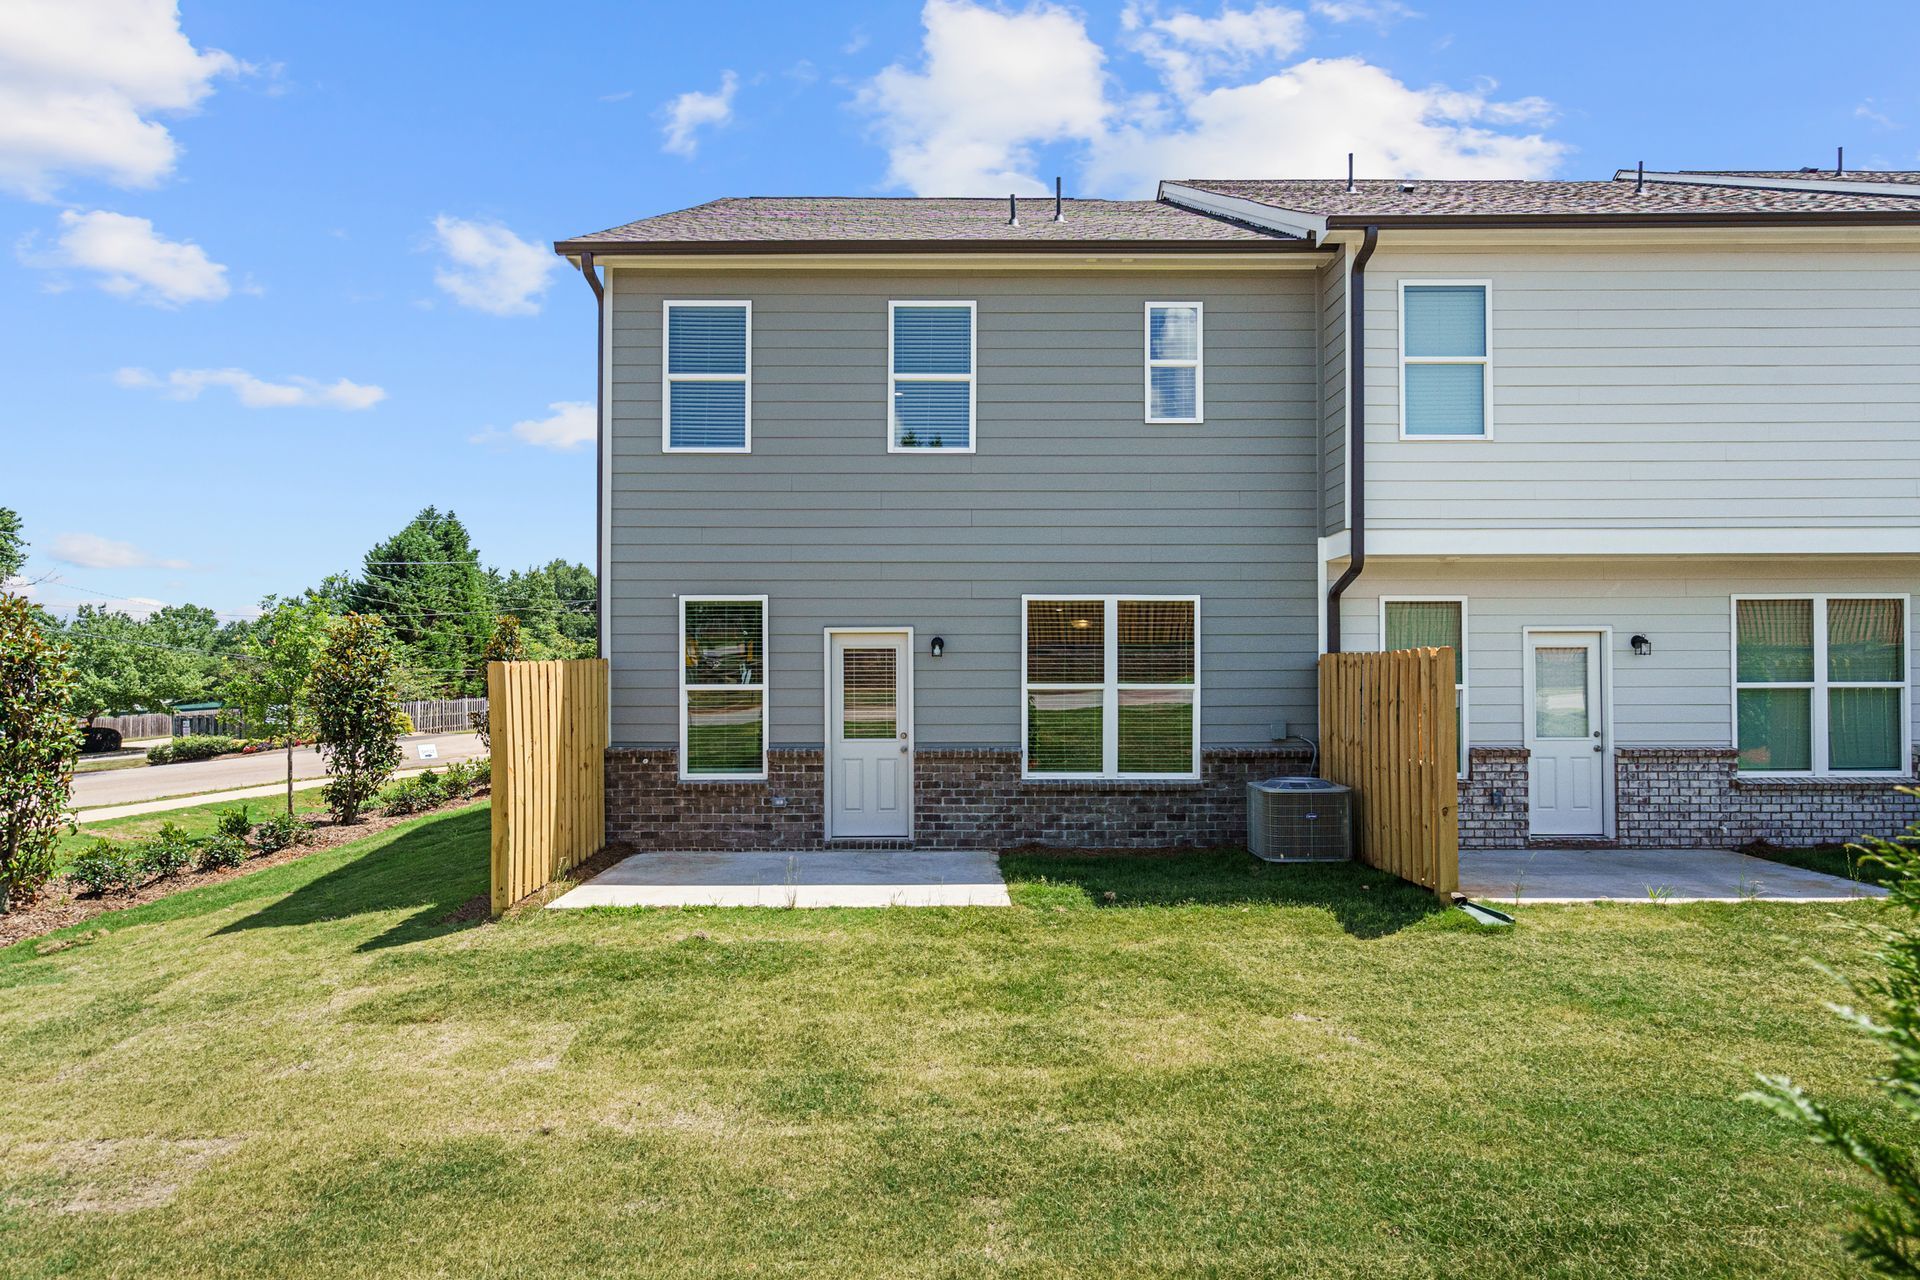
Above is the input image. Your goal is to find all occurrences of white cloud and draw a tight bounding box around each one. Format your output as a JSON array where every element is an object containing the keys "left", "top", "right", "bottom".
[
  {"left": 473, "top": 401, "right": 596, "bottom": 451},
  {"left": 429, "top": 215, "right": 558, "bottom": 317},
  {"left": 661, "top": 71, "right": 739, "bottom": 157},
  {"left": 22, "top": 209, "right": 229, "bottom": 306},
  {"left": 50, "top": 532, "right": 189, "bottom": 571},
  {"left": 0, "top": 0, "right": 242, "bottom": 199},
  {"left": 1310, "top": 0, "right": 1416, "bottom": 25},
  {"left": 1123, "top": 4, "right": 1309, "bottom": 100},
  {"left": 857, "top": 0, "right": 1109, "bottom": 195},
  {"left": 858, "top": 3, "right": 1566, "bottom": 197},
  {"left": 115, "top": 365, "right": 386, "bottom": 410},
  {"left": 1856, "top": 99, "right": 1899, "bottom": 130}
]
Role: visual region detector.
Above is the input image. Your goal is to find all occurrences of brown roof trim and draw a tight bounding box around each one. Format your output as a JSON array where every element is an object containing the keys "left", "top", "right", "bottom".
[
  {"left": 1320, "top": 211, "right": 1920, "bottom": 229},
  {"left": 551, "top": 236, "right": 1319, "bottom": 257}
]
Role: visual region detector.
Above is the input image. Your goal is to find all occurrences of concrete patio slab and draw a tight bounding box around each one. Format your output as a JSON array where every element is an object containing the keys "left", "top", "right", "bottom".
[
  {"left": 1461, "top": 847, "right": 1886, "bottom": 904},
  {"left": 547, "top": 849, "right": 1012, "bottom": 909}
]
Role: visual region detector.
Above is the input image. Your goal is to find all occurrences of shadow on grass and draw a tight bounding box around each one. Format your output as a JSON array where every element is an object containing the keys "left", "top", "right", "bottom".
[
  {"left": 215, "top": 805, "right": 490, "bottom": 951},
  {"left": 999, "top": 846, "right": 1448, "bottom": 939}
]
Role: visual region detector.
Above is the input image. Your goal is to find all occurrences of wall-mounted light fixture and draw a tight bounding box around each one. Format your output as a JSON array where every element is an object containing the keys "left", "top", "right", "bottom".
[
  {"left": 1630, "top": 634, "right": 1652, "bottom": 657},
  {"left": 930, "top": 636, "right": 945, "bottom": 658}
]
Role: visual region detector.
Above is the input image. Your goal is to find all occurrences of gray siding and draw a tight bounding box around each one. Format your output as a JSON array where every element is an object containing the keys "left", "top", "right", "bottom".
[
  {"left": 1341, "top": 555, "right": 1920, "bottom": 748},
  {"left": 607, "top": 267, "right": 1323, "bottom": 749},
  {"left": 1316, "top": 249, "right": 1347, "bottom": 536},
  {"left": 1362, "top": 243, "right": 1920, "bottom": 530}
]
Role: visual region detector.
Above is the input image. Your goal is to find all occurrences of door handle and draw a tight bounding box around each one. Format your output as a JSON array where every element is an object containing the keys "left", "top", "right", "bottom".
[{"left": 900, "top": 744, "right": 909, "bottom": 754}]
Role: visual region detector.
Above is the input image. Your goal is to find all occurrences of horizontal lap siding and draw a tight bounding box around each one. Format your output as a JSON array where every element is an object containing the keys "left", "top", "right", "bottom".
[
  {"left": 1317, "top": 252, "right": 1347, "bottom": 536},
  {"left": 608, "top": 267, "right": 1321, "bottom": 749},
  {"left": 1341, "top": 556, "right": 1920, "bottom": 746},
  {"left": 1363, "top": 244, "right": 1920, "bottom": 529}
]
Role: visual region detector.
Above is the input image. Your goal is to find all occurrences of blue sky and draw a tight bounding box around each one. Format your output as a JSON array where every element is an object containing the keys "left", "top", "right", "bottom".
[{"left": 5, "top": 0, "right": 1918, "bottom": 622}]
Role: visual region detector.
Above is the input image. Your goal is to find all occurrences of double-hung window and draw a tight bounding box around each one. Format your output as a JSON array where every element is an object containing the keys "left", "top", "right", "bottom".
[
  {"left": 889, "top": 301, "right": 975, "bottom": 452},
  {"left": 663, "top": 301, "right": 751, "bottom": 451},
  {"left": 1400, "top": 281, "right": 1489, "bottom": 438},
  {"left": 1734, "top": 595, "right": 1910, "bottom": 776},
  {"left": 1382, "top": 598, "right": 1469, "bottom": 776},
  {"left": 679, "top": 595, "right": 768, "bottom": 780},
  {"left": 1145, "top": 302, "right": 1203, "bottom": 423},
  {"left": 1022, "top": 596, "right": 1200, "bottom": 780}
]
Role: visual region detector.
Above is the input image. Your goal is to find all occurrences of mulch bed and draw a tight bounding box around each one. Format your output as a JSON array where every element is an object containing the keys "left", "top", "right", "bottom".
[{"left": 0, "top": 790, "right": 490, "bottom": 950}]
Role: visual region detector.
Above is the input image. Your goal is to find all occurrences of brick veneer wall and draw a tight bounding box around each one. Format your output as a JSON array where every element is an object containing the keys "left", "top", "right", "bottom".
[
  {"left": 1455, "top": 745, "right": 1920, "bottom": 848},
  {"left": 605, "top": 746, "right": 1314, "bottom": 851},
  {"left": 1459, "top": 747, "right": 1528, "bottom": 848}
]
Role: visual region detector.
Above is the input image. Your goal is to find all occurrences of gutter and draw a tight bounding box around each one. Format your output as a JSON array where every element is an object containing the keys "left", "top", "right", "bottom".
[
  {"left": 1319, "top": 210, "right": 1920, "bottom": 230},
  {"left": 575, "top": 252, "right": 605, "bottom": 656},
  {"left": 1324, "top": 225, "right": 1378, "bottom": 652},
  {"left": 550, "top": 236, "right": 1317, "bottom": 257}
]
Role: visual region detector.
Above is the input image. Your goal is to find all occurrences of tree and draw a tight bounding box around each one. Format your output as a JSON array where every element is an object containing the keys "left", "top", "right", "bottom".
[
  {"left": 62, "top": 606, "right": 200, "bottom": 724},
  {"left": 0, "top": 593, "right": 80, "bottom": 912},
  {"left": 227, "top": 599, "right": 332, "bottom": 816},
  {"left": 310, "top": 614, "right": 406, "bottom": 824},
  {"left": 146, "top": 603, "right": 223, "bottom": 707},
  {"left": 470, "top": 614, "right": 528, "bottom": 750},
  {"left": 0, "top": 507, "right": 24, "bottom": 584},
  {"left": 1748, "top": 792, "right": 1920, "bottom": 1277},
  {"left": 492, "top": 560, "right": 596, "bottom": 659},
  {"left": 347, "top": 507, "right": 492, "bottom": 695}
]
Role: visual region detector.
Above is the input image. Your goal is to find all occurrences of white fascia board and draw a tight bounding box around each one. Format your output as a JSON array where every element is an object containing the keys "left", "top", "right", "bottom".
[
  {"left": 1158, "top": 182, "right": 1328, "bottom": 242},
  {"left": 1344, "top": 527, "right": 1920, "bottom": 559},
  {"left": 1618, "top": 170, "right": 1920, "bottom": 200}
]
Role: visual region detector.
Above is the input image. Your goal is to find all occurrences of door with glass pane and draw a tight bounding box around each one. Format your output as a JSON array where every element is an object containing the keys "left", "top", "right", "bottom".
[
  {"left": 827, "top": 632, "right": 911, "bottom": 838},
  {"left": 1526, "top": 631, "right": 1607, "bottom": 837}
]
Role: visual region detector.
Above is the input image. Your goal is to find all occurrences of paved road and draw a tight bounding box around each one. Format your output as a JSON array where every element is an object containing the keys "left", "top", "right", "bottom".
[{"left": 73, "top": 732, "right": 487, "bottom": 810}]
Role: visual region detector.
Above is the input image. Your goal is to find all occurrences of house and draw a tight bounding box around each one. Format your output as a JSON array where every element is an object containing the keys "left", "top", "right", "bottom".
[{"left": 554, "top": 168, "right": 1920, "bottom": 851}]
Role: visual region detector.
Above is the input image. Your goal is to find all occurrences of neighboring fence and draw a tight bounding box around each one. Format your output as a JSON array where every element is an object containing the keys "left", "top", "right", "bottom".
[
  {"left": 402, "top": 697, "right": 487, "bottom": 734},
  {"left": 90, "top": 712, "right": 172, "bottom": 740},
  {"left": 1317, "top": 648, "right": 1459, "bottom": 897},
  {"left": 489, "top": 659, "right": 608, "bottom": 914}
]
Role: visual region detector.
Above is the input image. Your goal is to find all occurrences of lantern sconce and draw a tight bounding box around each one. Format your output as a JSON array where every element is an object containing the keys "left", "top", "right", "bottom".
[
  {"left": 930, "top": 636, "right": 945, "bottom": 658},
  {"left": 1630, "top": 634, "right": 1652, "bottom": 657}
]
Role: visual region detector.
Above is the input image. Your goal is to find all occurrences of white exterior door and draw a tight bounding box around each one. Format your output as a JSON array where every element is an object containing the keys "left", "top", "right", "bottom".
[
  {"left": 827, "top": 632, "right": 911, "bottom": 838},
  {"left": 1526, "top": 631, "right": 1608, "bottom": 837}
]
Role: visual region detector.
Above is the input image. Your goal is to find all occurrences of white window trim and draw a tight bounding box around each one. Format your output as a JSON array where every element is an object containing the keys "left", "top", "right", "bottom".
[
  {"left": 887, "top": 299, "right": 978, "bottom": 455},
  {"left": 1020, "top": 594, "right": 1202, "bottom": 782},
  {"left": 1144, "top": 301, "right": 1204, "bottom": 424},
  {"left": 1379, "top": 596, "right": 1470, "bottom": 779},
  {"left": 662, "top": 300, "right": 752, "bottom": 454},
  {"left": 1397, "top": 279, "right": 1492, "bottom": 442},
  {"left": 678, "top": 593, "right": 770, "bottom": 782},
  {"left": 1730, "top": 593, "right": 1914, "bottom": 779}
]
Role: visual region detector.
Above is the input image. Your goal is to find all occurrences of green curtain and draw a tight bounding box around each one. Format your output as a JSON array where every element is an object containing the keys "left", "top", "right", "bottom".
[
  {"left": 1829, "top": 598, "right": 1904, "bottom": 682},
  {"left": 1830, "top": 687, "right": 1902, "bottom": 771},
  {"left": 1738, "top": 688, "right": 1812, "bottom": 772},
  {"left": 1736, "top": 599, "right": 1813, "bottom": 682},
  {"left": 1385, "top": 601, "right": 1461, "bottom": 686}
]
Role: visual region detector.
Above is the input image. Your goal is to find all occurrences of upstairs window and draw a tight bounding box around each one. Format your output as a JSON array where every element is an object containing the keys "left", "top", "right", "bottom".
[
  {"left": 664, "top": 302, "right": 750, "bottom": 451},
  {"left": 679, "top": 595, "right": 767, "bottom": 779},
  {"left": 1400, "top": 282, "right": 1489, "bottom": 438},
  {"left": 1383, "top": 598, "right": 1469, "bottom": 776},
  {"left": 1735, "top": 595, "right": 1909, "bottom": 776},
  {"left": 889, "top": 301, "right": 975, "bottom": 452},
  {"left": 1023, "top": 596, "right": 1200, "bottom": 780},
  {"left": 1145, "top": 302, "right": 1203, "bottom": 423}
]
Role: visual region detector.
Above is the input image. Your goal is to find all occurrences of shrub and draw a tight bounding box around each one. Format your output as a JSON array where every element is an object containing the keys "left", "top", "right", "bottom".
[
  {"left": 380, "top": 770, "right": 448, "bottom": 816},
  {"left": 136, "top": 824, "right": 195, "bottom": 880},
  {"left": 311, "top": 614, "right": 406, "bottom": 824},
  {"left": 439, "top": 759, "right": 484, "bottom": 800},
  {"left": 68, "top": 839, "right": 140, "bottom": 896},
  {"left": 147, "top": 735, "right": 247, "bottom": 765},
  {"left": 1, "top": 593, "right": 80, "bottom": 912},
  {"left": 468, "top": 756, "right": 490, "bottom": 788},
  {"left": 251, "top": 812, "right": 311, "bottom": 854},
  {"left": 195, "top": 833, "right": 247, "bottom": 871},
  {"left": 216, "top": 805, "right": 253, "bottom": 840}
]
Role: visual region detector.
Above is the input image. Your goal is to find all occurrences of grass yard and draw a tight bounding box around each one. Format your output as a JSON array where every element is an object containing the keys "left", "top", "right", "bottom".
[
  {"left": 0, "top": 804, "right": 1899, "bottom": 1279},
  {"left": 56, "top": 790, "right": 331, "bottom": 865},
  {"left": 1746, "top": 842, "right": 1899, "bottom": 887}
]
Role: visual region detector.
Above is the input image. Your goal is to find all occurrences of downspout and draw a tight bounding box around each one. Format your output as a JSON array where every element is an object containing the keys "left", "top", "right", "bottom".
[
  {"left": 1324, "top": 225, "right": 1378, "bottom": 651},
  {"left": 576, "top": 251, "right": 605, "bottom": 655}
]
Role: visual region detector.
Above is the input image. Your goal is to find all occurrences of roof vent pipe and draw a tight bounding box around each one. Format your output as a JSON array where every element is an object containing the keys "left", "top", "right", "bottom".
[
  {"left": 1635, "top": 160, "right": 1644, "bottom": 194},
  {"left": 1008, "top": 193, "right": 1018, "bottom": 226},
  {"left": 1346, "top": 152, "right": 1355, "bottom": 194},
  {"left": 1054, "top": 175, "right": 1064, "bottom": 222},
  {"left": 1837, "top": 145, "right": 1845, "bottom": 175}
]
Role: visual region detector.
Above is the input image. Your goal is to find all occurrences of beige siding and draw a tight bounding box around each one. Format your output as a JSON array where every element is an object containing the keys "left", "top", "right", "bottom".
[
  {"left": 1340, "top": 556, "right": 1920, "bottom": 749},
  {"left": 1362, "top": 243, "right": 1920, "bottom": 530}
]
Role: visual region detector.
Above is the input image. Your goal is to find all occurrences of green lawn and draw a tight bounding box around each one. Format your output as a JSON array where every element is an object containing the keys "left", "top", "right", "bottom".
[
  {"left": 1746, "top": 842, "right": 1901, "bottom": 887},
  {"left": 57, "top": 790, "right": 330, "bottom": 865},
  {"left": 0, "top": 805, "right": 1898, "bottom": 1278}
]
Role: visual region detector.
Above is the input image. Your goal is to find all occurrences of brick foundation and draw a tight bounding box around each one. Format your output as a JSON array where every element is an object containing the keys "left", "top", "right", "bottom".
[
  {"left": 1456, "top": 745, "right": 1920, "bottom": 848},
  {"left": 605, "top": 746, "right": 1314, "bottom": 850}
]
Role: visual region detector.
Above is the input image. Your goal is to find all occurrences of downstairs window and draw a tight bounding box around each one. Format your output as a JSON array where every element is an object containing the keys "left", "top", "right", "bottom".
[
  {"left": 1735, "top": 595, "right": 1909, "bottom": 776},
  {"left": 1023, "top": 596, "right": 1199, "bottom": 780}
]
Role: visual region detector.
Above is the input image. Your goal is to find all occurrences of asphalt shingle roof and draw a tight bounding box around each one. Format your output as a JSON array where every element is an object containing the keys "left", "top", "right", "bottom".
[
  {"left": 1176, "top": 175, "right": 1920, "bottom": 220},
  {"left": 559, "top": 196, "right": 1299, "bottom": 251}
]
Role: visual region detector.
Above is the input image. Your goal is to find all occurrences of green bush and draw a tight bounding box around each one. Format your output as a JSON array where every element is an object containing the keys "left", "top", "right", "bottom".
[
  {"left": 469, "top": 756, "right": 490, "bottom": 788},
  {"left": 379, "top": 770, "right": 448, "bottom": 817},
  {"left": 136, "top": 824, "right": 194, "bottom": 879},
  {"left": 251, "top": 812, "right": 311, "bottom": 854},
  {"left": 0, "top": 593, "right": 80, "bottom": 912},
  {"left": 147, "top": 735, "right": 247, "bottom": 765},
  {"left": 439, "top": 759, "right": 486, "bottom": 800},
  {"left": 215, "top": 805, "right": 253, "bottom": 840},
  {"left": 195, "top": 833, "right": 247, "bottom": 871},
  {"left": 68, "top": 839, "right": 141, "bottom": 896}
]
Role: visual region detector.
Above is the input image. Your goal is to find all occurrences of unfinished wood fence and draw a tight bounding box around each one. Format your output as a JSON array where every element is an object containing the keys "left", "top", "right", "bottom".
[
  {"left": 1318, "top": 648, "right": 1459, "bottom": 897},
  {"left": 488, "top": 659, "right": 608, "bottom": 914}
]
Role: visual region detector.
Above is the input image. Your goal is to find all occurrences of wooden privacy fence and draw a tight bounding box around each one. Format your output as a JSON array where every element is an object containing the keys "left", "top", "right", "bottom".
[
  {"left": 488, "top": 659, "right": 609, "bottom": 914},
  {"left": 1318, "top": 648, "right": 1459, "bottom": 897}
]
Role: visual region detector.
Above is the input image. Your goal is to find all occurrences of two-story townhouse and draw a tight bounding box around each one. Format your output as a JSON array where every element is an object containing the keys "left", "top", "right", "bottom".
[{"left": 556, "top": 170, "right": 1920, "bottom": 853}]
